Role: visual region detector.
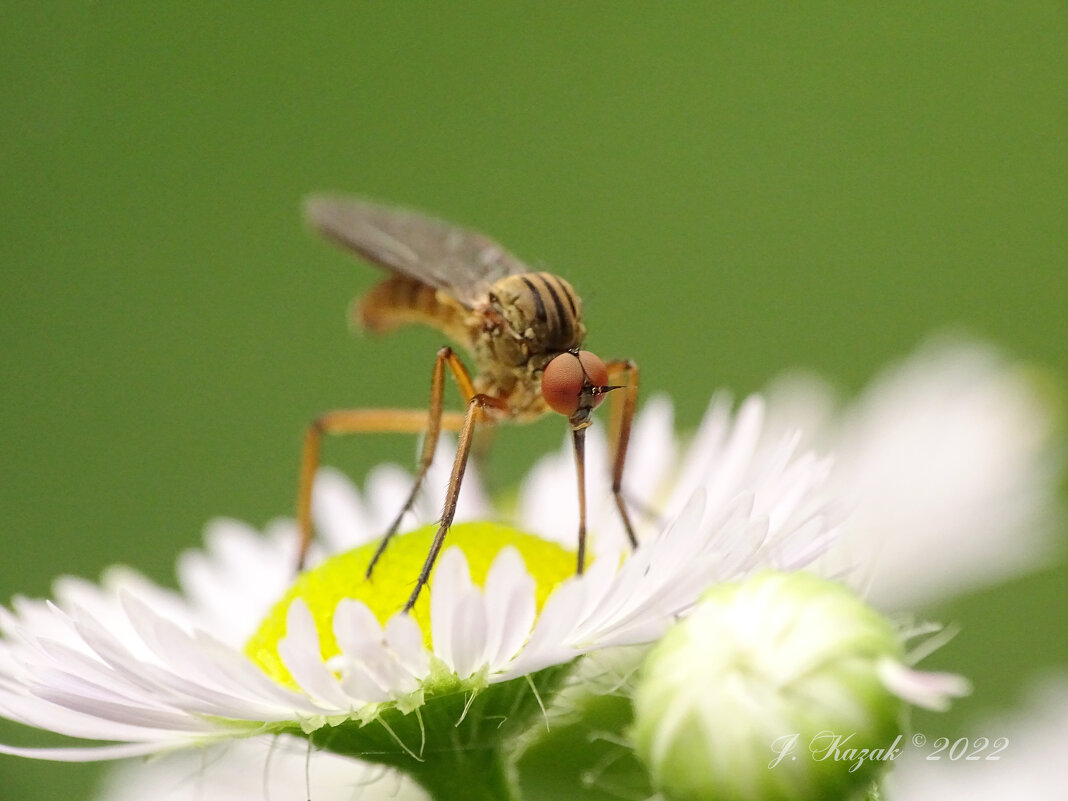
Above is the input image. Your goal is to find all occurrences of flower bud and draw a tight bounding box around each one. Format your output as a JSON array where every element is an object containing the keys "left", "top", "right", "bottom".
[{"left": 631, "top": 571, "right": 907, "bottom": 801}]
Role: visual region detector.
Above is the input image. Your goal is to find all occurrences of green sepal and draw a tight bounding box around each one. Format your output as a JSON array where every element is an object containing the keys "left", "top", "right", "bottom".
[{"left": 286, "top": 664, "right": 572, "bottom": 801}]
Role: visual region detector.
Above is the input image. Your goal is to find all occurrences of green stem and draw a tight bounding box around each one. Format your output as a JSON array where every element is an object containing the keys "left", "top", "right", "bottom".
[
  {"left": 309, "top": 707, "right": 521, "bottom": 801},
  {"left": 402, "top": 743, "right": 518, "bottom": 801},
  {"left": 305, "top": 666, "right": 571, "bottom": 801}
]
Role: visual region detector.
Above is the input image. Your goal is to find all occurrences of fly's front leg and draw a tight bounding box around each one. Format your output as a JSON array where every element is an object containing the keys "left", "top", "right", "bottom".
[
  {"left": 606, "top": 359, "right": 639, "bottom": 548},
  {"left": 295, "top": 346, "right": 474, "bottom": 572},
  {"left": 571, "top": 426, "right": 589, "bottom": 574},
  {"left": 403, "top": 392, "right": 508, "bottom": 612},
  {"left": 364, "top": 346, "right": 476, "bottom": 577}
]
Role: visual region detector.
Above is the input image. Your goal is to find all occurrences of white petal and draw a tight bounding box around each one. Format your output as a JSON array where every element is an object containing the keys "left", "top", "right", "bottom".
[
  {"left": 0, "top": 739, "right": 177, "bottom": 762},
  {"left": 773, "top": 340, "right": 1063, "bottom": 608},
  {"left": 430, "top": 549, "right": 489, "bottom": 678},
  {"left": 94, "top": 736, "right": 432, "bottom": 801},
  {"left": 876, "top": 658, "right": 971, "bottom": 711},
  {"left": 482, "top": 547, "right": 536, "bottom": 665},
  {"left": 333, "top": 600, "right": 419, "bottom": 699},
  {"left": 277, "top": 601, "right": 350, "bottom": 710},
  {"left": 890, "top": 675, "right": 1068, "bottom": 801},
  {"left": 384, "top": 613, "right": 430, "bottom": 678},
  {"left": 428, "top": 547, "right": 473, "bottom": 670}
]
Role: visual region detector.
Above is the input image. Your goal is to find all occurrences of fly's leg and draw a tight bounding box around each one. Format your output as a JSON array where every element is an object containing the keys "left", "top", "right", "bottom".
[
  {"left": 295, "top": 408, "right": 466, "bottom": 569},
  {"left": 295, "top": 346, "right": 474, "bottom": 572},
  {"left": 571, "top": 426, "right": 589, "bottom": 574},
  {"left": 403, "top": 392, "right": 508, "bottom": 612},
  {"left": 469, "top": 422, "right": 498, "bottom": 490},
  {"left": 364, "top": 347, "right": 477, "bottom": 577},
  {"left": 606, "top": 359, "right": 640, "bottom": 548}
]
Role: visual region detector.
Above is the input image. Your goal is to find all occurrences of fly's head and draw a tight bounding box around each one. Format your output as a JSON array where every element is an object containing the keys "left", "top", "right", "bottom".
[{"left": 541, "top": 349, "right": 618, "bottom": 431}]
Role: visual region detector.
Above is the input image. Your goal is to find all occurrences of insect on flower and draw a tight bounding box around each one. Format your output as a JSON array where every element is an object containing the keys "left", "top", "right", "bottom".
[{"left": 298, "top": 196, "right": 639, "bottom": 611}]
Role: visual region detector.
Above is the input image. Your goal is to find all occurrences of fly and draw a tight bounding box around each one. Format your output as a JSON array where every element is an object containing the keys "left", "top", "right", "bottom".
[{"left": 298, "top": 195, "right": 639, "bottom": 611}]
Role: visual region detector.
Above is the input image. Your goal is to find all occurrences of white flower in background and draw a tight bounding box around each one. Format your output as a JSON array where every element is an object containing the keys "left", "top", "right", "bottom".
[
  {"left": 763, "top": 339, "right": 1062, "bottom": 609},
  {"left": 95, "top": 735, "right": 429, "bottom": 801},
  {"left": 887, "top": 675, "right": 1068, "bottom": 801},
  {"left": 0, "top": 396, "right": 837, "bottom": 781}
]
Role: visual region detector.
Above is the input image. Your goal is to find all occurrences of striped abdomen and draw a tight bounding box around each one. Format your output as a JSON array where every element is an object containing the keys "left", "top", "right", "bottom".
[{"left": 354, "top": 275, "right": 469, "bottom": 343}]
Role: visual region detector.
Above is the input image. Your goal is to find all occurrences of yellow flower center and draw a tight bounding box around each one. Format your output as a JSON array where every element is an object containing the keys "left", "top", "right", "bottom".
[{"left": 245, "top": 522, "right": 576, "bottom": 687}]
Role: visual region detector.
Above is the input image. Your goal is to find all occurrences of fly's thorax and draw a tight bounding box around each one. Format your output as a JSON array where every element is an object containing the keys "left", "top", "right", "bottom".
[
  {"left": 481, "top": 272, "right": 587, "bottom": 365},
  {"left": 472, "top": 358, "right": 554, "bottom": 420}
]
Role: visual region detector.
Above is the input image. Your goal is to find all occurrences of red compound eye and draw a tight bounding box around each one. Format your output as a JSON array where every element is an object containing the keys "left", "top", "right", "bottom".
[{"left": 542, "top": 350, "right": 608, "bottom": 416}]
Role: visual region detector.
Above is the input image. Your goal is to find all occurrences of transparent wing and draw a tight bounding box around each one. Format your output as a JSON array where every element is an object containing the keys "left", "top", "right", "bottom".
[{"left": 303, "top": 194, "right": 531, "bottom": 306}]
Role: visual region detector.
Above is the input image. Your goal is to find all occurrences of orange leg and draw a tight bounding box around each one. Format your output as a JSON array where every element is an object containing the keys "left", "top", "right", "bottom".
[
  {"left": 295, "top": 346, "right": 474, "bottom": 571},
  {"left": 605, "top": 359, "right": 640, "bottom": 548},
  {"left": 403, "top": 392, "right": 508, "bottom": 611},
  {"left": 571, "top": 426, "right": 589, "bottom": 573}
]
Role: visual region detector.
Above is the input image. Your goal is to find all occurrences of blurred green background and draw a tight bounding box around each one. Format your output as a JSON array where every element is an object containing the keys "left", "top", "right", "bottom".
[{"left": 1, "top": 3, "right": 1064, "bottom": 799}]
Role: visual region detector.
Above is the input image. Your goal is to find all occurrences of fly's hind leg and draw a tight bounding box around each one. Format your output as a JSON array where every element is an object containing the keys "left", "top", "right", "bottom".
[
  {"left": 605, "top": 359, "right": 640, "bottom": 548},
  {"left": 295, "top": 346, "right": 475, "bottom": 573}
]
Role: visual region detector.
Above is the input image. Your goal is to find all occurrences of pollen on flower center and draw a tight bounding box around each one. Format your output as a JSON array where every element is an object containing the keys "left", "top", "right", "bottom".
[{"left": 244, "top": 522, "right": 576, "bottom": 687}]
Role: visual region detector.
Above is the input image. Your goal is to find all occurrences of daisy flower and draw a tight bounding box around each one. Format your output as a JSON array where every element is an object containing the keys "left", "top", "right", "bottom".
[
  {"left": 70, "top": 337, "right": 1050, "bottom": 800},
  {"left": 0, "top": 393, "right": 840, "bottom": 800},
  {"left": 887, "top": 674, "right": 1068, "bottom": 801},
  {"left": 95, "top": 735, "right": 430, "bottom": 801},
  {"left": 763, "top": 337, "right": 1063, "bottom": 609}
]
